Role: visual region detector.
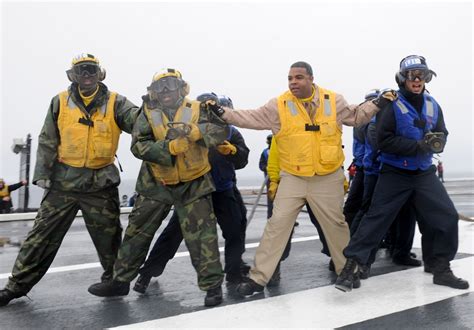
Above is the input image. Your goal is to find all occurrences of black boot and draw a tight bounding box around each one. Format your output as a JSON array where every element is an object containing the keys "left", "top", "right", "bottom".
[
  {"left": 240, "top": 261, "right": 251, "bottom": 275},
  {"left": 335, "top": 258, "right": 359, "bottom": 292},
  {"left": 433, "top": 263, "right": 469, "bottom": 290},
  {"left": 204, "top": 286, "right": 223, "bottom": 307},
  {"left": 88, "top": 280, "right": 130, "bottom": 297},
  {"left": 328, "top": 259, "right": 335, "bottom": 272},
  {"left": 393, "top": 255, "right": 422, "bottom": 267},
  {"left": 133, "top": 275, "right": 152, "bottom": 294},
  {"left": 359, "top": 264, "right": 371, "bottom": 280},
  {"left": 236, "top": 277, "right": 264, "bottom": 296},
  {"left": 267, "top": 263, "right": 281, "bottom": 287},
  {"left": 0, "top": 289, "right": 24, "bottom": 307}
]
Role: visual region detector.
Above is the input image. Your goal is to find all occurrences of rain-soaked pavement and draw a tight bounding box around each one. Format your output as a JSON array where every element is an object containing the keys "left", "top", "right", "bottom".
[{"left": 0, "top": 179, "right": 472, "bottom": 329}]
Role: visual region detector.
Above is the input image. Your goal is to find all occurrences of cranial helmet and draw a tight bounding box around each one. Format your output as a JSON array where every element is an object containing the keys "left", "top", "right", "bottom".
[
  {"left": 395, "top": 55, "right": 437, "bottom": 86},
  {"left": 196, "top": 92, "right": 219, "bottom": 104},
  {"left": 66, "top": 53, "right": 106, "bottom": 82},
  {"left": 148, "top": 68, "right": 189, "bottom": 101},
  {"left": 364, "top": 89, "right": 380, "bottom": 101},
  {"left": 218, "top": 95, "right": 234, "bottom": 109}
]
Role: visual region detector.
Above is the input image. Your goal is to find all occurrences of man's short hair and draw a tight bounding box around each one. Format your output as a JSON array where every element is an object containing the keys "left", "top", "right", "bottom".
[{"left": 290, "top": 61, "right": 313, "bottom": 76}]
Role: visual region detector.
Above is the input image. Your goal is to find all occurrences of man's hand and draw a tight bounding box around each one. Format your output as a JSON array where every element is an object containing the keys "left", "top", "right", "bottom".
[
  {"left": 169, "top": 137, "right": 190, "bottom": 155},
  {"left": 216, "top": 140, "right": 237, "bottom": 155},
  {"left": 417, "top": 139, "right": 432, "bottom": 154},
  {"left": 187, "top": 124, "right": 202, "bottom": 142},
  {"left": 372, "top": 88, "right": 398, "bottom": 108},
  {"left": 36, "top": 179, "right": 51, "bottom": 189},
  {"left": 21, "top": 180, "right": 27, "bottom": 186},
  {"left": 202, "top": 100, "right": 225, "bottom": 117},
  {"left": 268, "top": 181, "right": 279, "bottom": 201}
]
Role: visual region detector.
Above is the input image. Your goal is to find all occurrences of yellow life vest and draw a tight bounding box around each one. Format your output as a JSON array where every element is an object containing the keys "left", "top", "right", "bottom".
[
  {"left": 0, "top": 185, "right": 9, "bottom": 198},
  {"left": 57, "top": 91, "right": 121, "bottom": 169},
  {"left": 275, "top": 87, "right": 344, "bottom": 176},
  {"left": 144, "top": 99, "right": 210, "bottom": 185}
]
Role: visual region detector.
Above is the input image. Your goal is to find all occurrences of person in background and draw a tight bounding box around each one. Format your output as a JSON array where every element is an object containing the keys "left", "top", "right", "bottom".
[
  {"left": 87, "top": 69, "right": 228, "bottom": 307},
  {"left": 0, "top": 179, "right": 28, "bottom": 214},
  {"left": 437, "top": 161, "right": 444, "bottom": 183},
  {"left": 0, "top": 53, "right": 138, "bottom": 307},
  {"left": 336, "top": 55, "right": 469, "bottom": 292},
  {"left": 259, "top": 134, "right": 273, "bottom": 219}
]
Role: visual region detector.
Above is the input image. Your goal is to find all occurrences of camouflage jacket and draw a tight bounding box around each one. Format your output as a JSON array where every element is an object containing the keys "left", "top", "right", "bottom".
[
  {"left": 131, "top": 99, "right": 228, "bottom": 204},
  {"left": 33, "top": 82, "right": 139, "bottom": 192}
]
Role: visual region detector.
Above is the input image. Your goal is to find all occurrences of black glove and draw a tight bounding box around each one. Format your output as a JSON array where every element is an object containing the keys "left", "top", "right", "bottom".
[
  {"left": 417, "top": 139, "right": 432, "bottom": 154},
  {"left": 201, "top": 100, "right": 225, "bottom": 117},
  {"left": 372, "top": 88, "right": 398, "bottom": 109}
]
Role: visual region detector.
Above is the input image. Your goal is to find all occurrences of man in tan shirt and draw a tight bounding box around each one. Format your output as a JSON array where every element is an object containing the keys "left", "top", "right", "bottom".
[{"left": 209, "top": 61, "right": 396, "bottom": 296}]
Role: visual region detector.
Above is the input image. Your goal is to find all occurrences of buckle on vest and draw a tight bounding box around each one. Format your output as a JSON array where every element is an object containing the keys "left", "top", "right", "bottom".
[
  {"left": 305, "top": 123, "right": 320, "bottom": 131},
  {"left": 78, "top": 117, "right": 94, "bottom": 127},
  {"left": 413, "top": 119, "right": 426, "bottom": 129}
]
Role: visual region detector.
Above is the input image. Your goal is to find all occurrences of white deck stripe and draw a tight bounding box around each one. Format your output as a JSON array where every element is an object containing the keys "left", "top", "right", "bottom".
[
  {"left": 112, "top": 257, "right": 474, "bottom": 329},
  {"left": 0, "top": 235, "right": 319, "bottom": 279}
]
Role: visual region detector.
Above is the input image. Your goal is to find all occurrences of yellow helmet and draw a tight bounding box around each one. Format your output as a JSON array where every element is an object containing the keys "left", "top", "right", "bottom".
[
  {"left": 152, "top": 68, "right": 183, "bottom": 82},
  {"left": 71, "top": 53, "right": 100, "bottom": 67}
]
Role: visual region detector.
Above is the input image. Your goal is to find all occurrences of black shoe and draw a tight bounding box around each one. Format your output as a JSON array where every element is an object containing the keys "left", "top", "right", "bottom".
[
  {"left": 236, "top": 278, "right": 264, "bottom": 296},
  {"left": 424, "top": 263, "right": 433, "bottom": 274},
  {"left": 0, "top": 289, "right": 24, "bottom": 307},
  {"left": 328, "top": 259, "right": 335, "bottom": 272},
  {"left": 410, "top": 252, "right": 417, "bottom": 258},
  {"left": 204, "top": 286, "right": 223, "bottom": 307},
  {"left": 226, "top": 273, "right": 243, "bottom": 284},
  {"left": 133, "top": 275, "right": 152, "bottom": 294},
  {"left": 353, "top": 271, "right": 361, "bottom": 289},
  {"left": 240, "top": 262, "right": 251, "bottom": 275},
  {"left": 359, "top": 264, "right": 371, "bottom": 280},
  {"left": 88, "top": 280, "right": 130, "bottom": 297},
  {"left": 267, "top": 264, "right": 281, "bottom": 287},
  {"left": 433, "top": 269, "right": 469, "bottom": 290},
  {"left": 393, "top": 255, "right": 422, "bottom": 267},
  {"left": 335, "top": 258, "right": 359, "bottom": 292}
]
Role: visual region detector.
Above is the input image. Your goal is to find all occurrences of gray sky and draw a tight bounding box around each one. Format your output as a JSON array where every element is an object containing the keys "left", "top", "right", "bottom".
[{"left": 1, "top": 0, "right": 473, "bottom": 186}]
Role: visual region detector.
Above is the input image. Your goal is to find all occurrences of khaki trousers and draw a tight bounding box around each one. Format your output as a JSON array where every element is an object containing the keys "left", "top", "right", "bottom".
[{"left": 249, "top": 168, "right": 350, "bottom": 285}]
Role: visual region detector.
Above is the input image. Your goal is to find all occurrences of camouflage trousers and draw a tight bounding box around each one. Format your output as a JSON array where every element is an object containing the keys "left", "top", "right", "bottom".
[
  {"left": 6, "top": 188, "right": 122, "bottom": 294},
  {"left": 114, "top": 194, "right": 224, "bottom": 291}
]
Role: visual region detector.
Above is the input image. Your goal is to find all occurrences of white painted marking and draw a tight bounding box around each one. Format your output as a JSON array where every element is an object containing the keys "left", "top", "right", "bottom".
[
  {"left": 111, "top": 257, "right": 474, "bottom": 329},
  {"left": 0, "top": 235, "right": 319, "bottom": 279}
]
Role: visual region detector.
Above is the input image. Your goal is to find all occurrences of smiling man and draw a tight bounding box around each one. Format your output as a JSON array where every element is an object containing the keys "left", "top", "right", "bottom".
[
  {"left": 207, "top": 61, "right": 392, "bottom": 296},
  {"left": 336, "top": 55, "right": 469, "bottom": 292}
]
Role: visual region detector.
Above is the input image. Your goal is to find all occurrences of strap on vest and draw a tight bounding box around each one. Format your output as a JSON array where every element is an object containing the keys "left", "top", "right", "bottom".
[
  {"left": 395, "top": 100, "right": 410, "bottom": 114},
  {"left": 286, "top": 101, "right": 298, "bottom": 116},
  {"left": 425, "top": 98, "right": 434, "bottom": 117},
  {"left": 323, "top": 94, "right": 331, "bottom": 116}
]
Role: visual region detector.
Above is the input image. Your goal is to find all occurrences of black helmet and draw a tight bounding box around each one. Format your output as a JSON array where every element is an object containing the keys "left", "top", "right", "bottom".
[
  {"left": 196, "top": 92, "right": 218, "bottom": 104},
  {"left": 364, "top": 89, "right": 380, "bottom": 101},
  {"left": 266, "top": 134, "right": 273, "bottom": 144},
  {"left": 218, "top": 95, "right": 234, "bottom": 109}
]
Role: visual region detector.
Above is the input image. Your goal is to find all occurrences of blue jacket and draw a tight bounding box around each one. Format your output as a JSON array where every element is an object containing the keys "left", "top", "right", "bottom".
[
  {"left": 209, "top": 126, "right": 249, "bottom": 192},
  {"left": 380, "top": 92, "right": 439, "bottom": 170},
  {"left": 363, "top": 117, "right": 381, "bottom": 176},
  {"left": 352, "top": 126, "right": 366, "bottom": 167}
]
